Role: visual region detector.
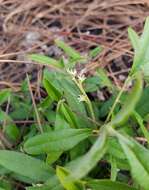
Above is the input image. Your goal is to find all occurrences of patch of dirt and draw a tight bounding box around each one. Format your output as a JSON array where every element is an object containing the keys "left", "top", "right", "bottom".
[{"left": 0, "top": 0, "right": 149, "bottom": 88}]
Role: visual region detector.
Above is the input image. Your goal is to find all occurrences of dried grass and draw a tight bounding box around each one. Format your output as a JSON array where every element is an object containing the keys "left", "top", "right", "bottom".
[{"left": 0, "top": 0, "right": 149, "bottom": 87}]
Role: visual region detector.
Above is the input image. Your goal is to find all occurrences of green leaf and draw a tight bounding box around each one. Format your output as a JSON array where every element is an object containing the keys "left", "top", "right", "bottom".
[
  {"left": 55, "top": 113, "right": 70, "bottom": 130},
  {"left": 56, "top": 166, "right": 84, "bottom": 190},
  {"left": 24, "top": 128, "right": 91, "bottom": 155},
  {"left": 26, "top": 184, "right": 63, "bottom": 190},
  {"left": 10, "top": 102, "right": 31, "bottom": 120},
  {"left": 128, "top": 27, "right": 139, "bottom": 52},
  {"left": 45, "top": 175, "right": 64, "bottom": 190},
  {"left": 0, "top": 187, "right": 5, "bottom": 190},
  {"left": 27, "top": 175, "right": 63, "bottom": 190},
  {"left": 43, "top": 78, "right": 62, "bottom": 101},
  {"left": 70, "top": 140, "right": 88, "bottom": 160},
  {"left": 141, "top": 61, "right": 149, "bottom": 78},
  {"left": 4, "top": 124, "right": 20, "bottom": 142},
  {"left": 55, "top": 39, "right": 82, "bottom": 61},
  {"left": 107, "top": 137, "right": 126, "bottom": 160},
  {"left": 84, "top": 76, "right": 101, "bottom": 92},
  {"left": 136, "top": 86, "right": 149, "bottom": 117},
  {"left": 43, "top": 69, "right": 64, "bottom": 92},
  {"left": 99, "top": 96, "right": 116, "bottom": 118},
  {"left": 0, "top": 109, "right": 20, "bottom": 141},
  {"left": 96, "top": 68, "right": 113, "bottom": 90},
  {"left": 133, "top": 111, "right": 149, "bottom": 144},
  {"left": 11, "top": 173, "right": 37, "bottom": 184},
  {"left": 58, "top": 102, "right": 78, "bottom": 128},
  {"left": 26, "top": 186, "right": 50, "bottom": 190},
  {"left": 0, "top": 165, "right": 10, "bottom": 175},
  {"left": 131, "top": 17, "right": 149, "bottom": 75},
  {"left": 0, "top": 150, "right": 54, "bottom": 182},
  {"left": 0, "top": 109, "right": 12, "bottom": 123},
  {"left": 111, "top": 73, "right": 143, "bottom": 127},
  {"left": 89, "top": 46, "right": 103, "bottom": 58},
  {"left": 43, "top": 69, "right": 87, "bottom": 115},
  {"left": 38, "top": 96, "right": 52, "bottom": 111},
  {"left": 46, "top": 151, "right": 62, "bottom": 165},
  {"left": 0, "top": 89, "right": 11, "bottom": 106},
  {"left": 29, "top": 54, "right": 63, "bottom": 68},
  {"left": 87, "top": 179, "right": 137, "bottom": 190},
  {"left": 0, "top": 179, "right": 12, "bottom": 190},
  {"left": 117, "top": 133, "right": 149, "bottom": 190},
  {"left": 68, "top": 129, "right": 107, "bottom": 180},
  {"left": 60, "top": 78, "right": 87, "bottom": 115},
  {"left": 106, "top": 156, "right": 129, "bottom": 171},
  {"left": 110, "top": 156, "right": 117, "bottom": 181}
]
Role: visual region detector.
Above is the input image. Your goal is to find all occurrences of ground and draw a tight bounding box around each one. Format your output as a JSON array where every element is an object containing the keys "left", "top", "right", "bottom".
[{"left": 0, "top": 0, "right": 149, "bottom": 89}]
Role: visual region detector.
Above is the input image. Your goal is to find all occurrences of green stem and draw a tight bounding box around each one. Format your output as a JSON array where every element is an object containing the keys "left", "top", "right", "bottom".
[
  {"left": 73, "top": 78, "right": 96, "bottom": 122},
  {"left": 105, "top": 76, "right": 131, "bottom": 123}
]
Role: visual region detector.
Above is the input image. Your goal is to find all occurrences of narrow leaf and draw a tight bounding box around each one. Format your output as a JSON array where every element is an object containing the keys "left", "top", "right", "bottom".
[
  {"left": 46, "top": 151, "right": 62, "bottom": 165},
  {"left": 133, "top": 111, "right": 149, "bottom": 144},
  {"left": 68, "top": 129, "right": 107, "bottom": 180},
  {"left": 136, "top": 86, "right": 149, "bottom": 117},
  {"left": 131, "top": 17, "right": 149, "bottom": 74},
  {"left": 87, "top": 179, "right": 137, "bottom": 190},
  {"left": 111, "top": 73, "right": 143, "bottom": 127},
  {"left": 110, "top": 156, "right": 117, "bottom": 181},
  {"left": 117, "top": 133, "right": 149, "bottom": 190},
  {"left": 89, "top": 46, "right": 103, "bottom": 58},
  {"left": 96, "top": 68, "right": 114, "bottom": 92},
  {"left": 24, "top": 128, "right": 91, "bottom": 155},
  {"left": 128, "top": 27, "right": 139, "bottom": 51},
  {"left": 0, "top": 89, "right": 11, "bottom": 106},
  {"left": 29, "top": 54, "right": 63, "bottom": 68},
  {"left": 0, "top": 150, "right": 54, "bottom": 182},
  {"left": 56, "top": 166, "right": 84, "bottom": 190},
  {"left": 55, "top": 39, "right": 82, "bottom": 61},
  {"left": 43, "top": 78, "right": 62, "bottom": 101},
  {"left": 58, "top": 102, "right": 78, "bottom": 128}
]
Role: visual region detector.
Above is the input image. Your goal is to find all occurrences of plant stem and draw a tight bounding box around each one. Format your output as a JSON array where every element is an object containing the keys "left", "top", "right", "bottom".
[
  {"left": 26, "top": 74, "right": 43, "bottom": 133},
  {"left": 73, "top": 78, "right": 96, "bottom": 122},
  {"left": 105, "top": 76, "right": 131, "bottom": 123}
]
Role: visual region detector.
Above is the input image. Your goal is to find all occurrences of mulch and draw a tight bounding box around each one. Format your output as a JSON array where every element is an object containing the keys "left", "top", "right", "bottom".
[{"left": 0, "top": 0, "right": 149, "bottom": 88}]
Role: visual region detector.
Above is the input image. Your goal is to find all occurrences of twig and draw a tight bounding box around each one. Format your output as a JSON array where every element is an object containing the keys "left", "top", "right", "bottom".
[{"left": 26, "top": 74, "right": 43, "bottom": 133}]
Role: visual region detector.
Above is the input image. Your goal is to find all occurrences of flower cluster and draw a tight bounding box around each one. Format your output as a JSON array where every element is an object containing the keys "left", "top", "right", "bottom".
[{"left": 66, "top": 68, "right": 86, "bottom": 83}]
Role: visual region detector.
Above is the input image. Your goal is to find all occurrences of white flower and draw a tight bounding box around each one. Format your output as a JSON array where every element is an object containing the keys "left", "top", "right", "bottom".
[
  {"left": 78, "top": 74, "right": 86, "bottom": 83},
  {"left": 78, "top": 95, "right": 86, "bottom": 102},
  {"left": 66, "top": 68, "right": 77, "bottom": 77}
]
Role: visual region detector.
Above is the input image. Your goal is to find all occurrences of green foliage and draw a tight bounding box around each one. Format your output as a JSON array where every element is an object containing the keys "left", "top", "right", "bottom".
[
  {"left": 136, "top": 86, "right": 149, "bottom": 117},
  {"left": 55, "top": 39, "right": 82, "bottom": 63},
  {"left": 0, "top": 150, "right": 54, "bottom": 182},
  {"left": 96, "top": 68, "right": 114, "bottom": 90},
  {"left": 0, "top": 89, "right": 11, "bottom": 106},
  {"left": 89, "top": 46, "right": 103, "bottom": 58},
  {"left": 87, "top": 179, "right": 137, "bottom": 190},
  {"left": 24, "top": 128, "right": 91, "bottom": 155},
  {"left": 111, "top": 73, "right": 143, "bottom": 127},
  {"left": 129, "top": 17, "right": 149, "bottom": 75},
  {"left": 2, "top": 17, "right": 149, "bottom": 190},
  {"left": 56, "top": 166, "right": 84, "bottom": 190},
  {"left": 133, "top": 111, "right": 149, "bottom": 144},
  {"left": 68, "top": 129, "right": 107, "bottom": 180},
  {"left": 117, "top": 133, "right": 149, "bottom": 190},
  {"left": 29, "top": 54, "right": 63, "bottom": 68}
]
